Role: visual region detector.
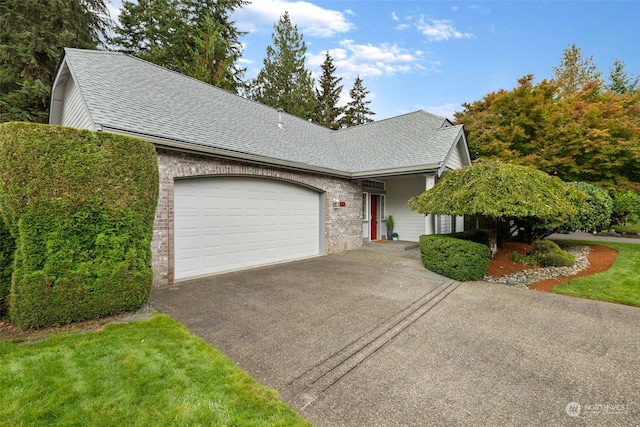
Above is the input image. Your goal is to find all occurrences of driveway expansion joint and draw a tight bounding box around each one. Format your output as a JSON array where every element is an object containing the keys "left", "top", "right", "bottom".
[{"left": 280, "top": 279, "right": 461, "bottom": 410}]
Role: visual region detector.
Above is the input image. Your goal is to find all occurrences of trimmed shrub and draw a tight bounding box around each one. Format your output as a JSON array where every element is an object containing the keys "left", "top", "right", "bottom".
[
  {"left": 419, "top": 235, "right": 490, "bottom": 281},
  {"left": 446, "top": 229, "right": 490, "bottom": 246},
  {"left": 0, "top": 123, "right": 159, "bottom": 328},
  {"left": 532, "top": 240, "right": 575, "bottom": 267},
  {"left": 535, "top": 251, "right": 575, "bottom": 268},
  {"left": 532, "top": 239, "right": 562, "bottom": 254},
  {"left": 0, "top": 217, "right": 15, "bottom": 317}
]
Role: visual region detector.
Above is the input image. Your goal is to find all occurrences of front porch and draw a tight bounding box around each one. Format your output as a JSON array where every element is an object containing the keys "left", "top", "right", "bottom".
[{"left": 361, "top": 175, "right": 464, "bottom": 243}]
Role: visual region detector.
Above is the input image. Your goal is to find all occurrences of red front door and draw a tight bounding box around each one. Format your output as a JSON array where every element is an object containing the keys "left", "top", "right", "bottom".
[{"left": 370, "top": 195, "right": 379, "bottom": 240}]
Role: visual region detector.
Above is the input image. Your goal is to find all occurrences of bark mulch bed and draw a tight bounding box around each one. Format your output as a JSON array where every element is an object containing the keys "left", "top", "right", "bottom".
[{"left": 487, "top": 241, "right": 618, "bottom": 292}]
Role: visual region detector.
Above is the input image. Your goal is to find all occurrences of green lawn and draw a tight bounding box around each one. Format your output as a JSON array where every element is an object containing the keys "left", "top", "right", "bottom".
[
  {"left": 553, "top": 241, "right": 640, "bottom": 307},
  {"left": 0, "top": 314, "right": 311, "bottom": 427}
]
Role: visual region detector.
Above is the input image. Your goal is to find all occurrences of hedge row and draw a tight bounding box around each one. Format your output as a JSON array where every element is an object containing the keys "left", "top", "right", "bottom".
[
  {"left": 0, "top": 218, "right": 15, "bottom": 317},
  {"left": 419, "top": 235, "right": 490, "bottom": 281},
  {"left": 445, "top": 229, "right": 490, "bottom": 246},
  {"left": 0, "top": 123, "right": 159, "bottom": 328}
]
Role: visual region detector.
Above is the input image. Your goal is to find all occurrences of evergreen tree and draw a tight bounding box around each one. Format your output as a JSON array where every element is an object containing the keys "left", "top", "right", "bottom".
[
  {"left": 182, "top": 0, "right": 247, "bottom": 92},
  {"left": 115, "top": 0, "right": 182, "bottom": 69},
  {"left": 315, "top": 51, "right": 343, "bottom": 129},
  {"left": 249, "top": 12, "right": 317, "bottom": 121},
  {"left": 340, "top": 75, "right": 375, "bottom": 128},
  {"left": 0, "top": 0, "right": 111, "bottom": 123},
  {"left": 114, "top": 0, "right": 247, "bottom": 92},
  {"left": 606, "top": 59, "right": 639, "bottom": 95},
  {"left": 552, "top": 44, "right": 602, "bottom": 97}
]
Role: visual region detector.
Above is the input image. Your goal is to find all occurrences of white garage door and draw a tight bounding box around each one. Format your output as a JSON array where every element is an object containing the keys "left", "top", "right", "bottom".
[{"left": 174, "top": 177, "right": 321, "bottom": 280}]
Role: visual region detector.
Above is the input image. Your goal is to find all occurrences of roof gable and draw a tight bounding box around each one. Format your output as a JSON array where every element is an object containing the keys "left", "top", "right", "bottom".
[{"left": 52, "top": 48, "right": 469, "bottom": 177}]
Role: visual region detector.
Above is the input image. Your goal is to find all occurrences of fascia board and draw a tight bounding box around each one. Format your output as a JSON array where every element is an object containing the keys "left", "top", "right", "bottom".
[{"left": 351, "top": 165, "right": 441, "bottom": 178}]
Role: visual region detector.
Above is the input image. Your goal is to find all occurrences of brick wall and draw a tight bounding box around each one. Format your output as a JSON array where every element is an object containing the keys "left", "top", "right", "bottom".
[{"left": 152, "top": 149, "right": 363, "bottom": 287}]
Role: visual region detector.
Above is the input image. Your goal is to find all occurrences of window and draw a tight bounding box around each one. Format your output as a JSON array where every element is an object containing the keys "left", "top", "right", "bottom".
[
  {"left": 362, "top": 180, "right": 385, "bottom": 191},
  {"left": 380, "top": 194, "right": 386, "bottom": 220},
  {"left": 362, "top": 193, "right": 368, "bottom": 220}
]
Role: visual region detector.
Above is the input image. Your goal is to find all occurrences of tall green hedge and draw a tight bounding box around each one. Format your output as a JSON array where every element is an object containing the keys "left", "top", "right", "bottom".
[
  {"left": 0, "top": 217, "right": 15, "bottom": 317},
  {"left": 0, "top": 123, "right": 158, "bottom": 328}
]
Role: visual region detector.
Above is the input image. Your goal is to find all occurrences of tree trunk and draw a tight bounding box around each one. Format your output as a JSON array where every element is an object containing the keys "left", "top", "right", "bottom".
[{"left": 489, "top": 217, "right": 498, "bottom": 258}]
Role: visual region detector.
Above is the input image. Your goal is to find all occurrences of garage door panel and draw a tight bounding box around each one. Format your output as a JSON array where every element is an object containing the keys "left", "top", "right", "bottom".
[
  {"left": 246, "top": 230, "right": 263, "bottom": 244},
  {"left": 174, "top": 177, "right": 321, "bottom": 280},
  {"left": 226, "top": 202, "right": 243, "bottom": 214}
]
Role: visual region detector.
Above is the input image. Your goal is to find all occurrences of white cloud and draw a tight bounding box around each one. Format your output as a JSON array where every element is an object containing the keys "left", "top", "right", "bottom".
[
  {"left": 391, "top": 11, "right": 399, "bottom": 21},
  {"left": 396, "top": 23, "right": 411, "bottom": 31},
  {"left": 235, "top": 0, "right": 354, "bottom": 37},
  {"left": 417, "top": 17, "right": 473, "bottom": 42},
  {"left": 308, "top": 40, "right": 436, "bottom": 81},
  {"left": 339, "top": 40, "right": 417, "bottom": 63},
  {"left": 469, "top": 4, "right": 492, "bottom": 13}
]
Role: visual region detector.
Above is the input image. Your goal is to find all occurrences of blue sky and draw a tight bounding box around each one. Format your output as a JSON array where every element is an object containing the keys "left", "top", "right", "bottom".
[{"left": 108, "top": 1, "right": 640, "bottom": 120}]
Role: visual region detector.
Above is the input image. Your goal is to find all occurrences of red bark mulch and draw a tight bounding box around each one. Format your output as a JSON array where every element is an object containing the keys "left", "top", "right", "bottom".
[{"left": 487, "top": 241, "right": 618, "bottom": 292}]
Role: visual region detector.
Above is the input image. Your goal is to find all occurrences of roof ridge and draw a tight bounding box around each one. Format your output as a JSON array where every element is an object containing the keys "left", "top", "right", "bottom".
[
  {"left": 337, "top": 110, "right": 452, "bottom": 136},
  {"left": 64, "top": 48, "right": 331, "bottom": 134}
]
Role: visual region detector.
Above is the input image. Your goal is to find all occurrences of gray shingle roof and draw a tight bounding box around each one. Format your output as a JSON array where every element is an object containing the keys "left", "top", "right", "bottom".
[{"left": 58, "top": 48, "right": 465, "bottom": 176}]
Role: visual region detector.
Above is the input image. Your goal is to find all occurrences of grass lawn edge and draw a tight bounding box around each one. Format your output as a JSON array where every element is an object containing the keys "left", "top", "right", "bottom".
[
  {"left": 0, "top": 313, "right": 312, "bottom": 427},
  {"left": 550, "top": 240, "right": 640, "bottom": 307}
]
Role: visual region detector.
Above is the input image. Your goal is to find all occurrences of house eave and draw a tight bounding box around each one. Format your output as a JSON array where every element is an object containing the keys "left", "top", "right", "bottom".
[
  {"left": 351, "top": 165, "right": 441, "bottom": 179},
  {"left": 98, "top": 126, "right": 448, "bottom": 181},
  {"left": 100, "top": 126, "right": 354, "bottom": 178}
]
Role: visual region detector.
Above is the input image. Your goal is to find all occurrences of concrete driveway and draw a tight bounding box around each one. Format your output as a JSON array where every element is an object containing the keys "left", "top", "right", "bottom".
[{"left": 150, "top": 243, "right": 640, "bottom": 426}]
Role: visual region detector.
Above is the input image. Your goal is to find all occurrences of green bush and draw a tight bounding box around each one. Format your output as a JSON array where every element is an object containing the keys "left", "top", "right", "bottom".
[
  {"left": 560, "top": 182, "right": 612, "bottom": 233},
  {"left": 419, "top": 235, "right": 490, "bottom": 281},
  {"left": 612, "top": 223, "right": 640, "bottom": 234},
  {"left": 510, "top": 251, "right": 538, "bottom": 266},
  {"left": 532, "top": 240, "right": 574, "bottom": 267},
  {"left": 0, "top": 123, "right": 159, "bottom": 328},
  {"left": 611, "top": 190, "right": 640, "bottom": 225},
  {"left": 446, "top": 229, "right": 490, "bottom": 246},
  {"left": 535, "top": 251, "right": 575, "bottom": 267},
  {"left": 0, "top": 218, "right": 15, "bottom": 317},
  {"left": 532, "top": 239, "right": 561, "bottom": 254}
]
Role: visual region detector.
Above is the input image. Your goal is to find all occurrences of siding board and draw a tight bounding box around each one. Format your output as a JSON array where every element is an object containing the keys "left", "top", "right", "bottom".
[
  {"left": 385, "top": 176, "right": 433, "bottom": 242},
  {"left": 61, "top": 80, "right": 96, "bottom": 130},
  {"left": 445, "top": 140, "right": 463, "bottom": 170}
]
